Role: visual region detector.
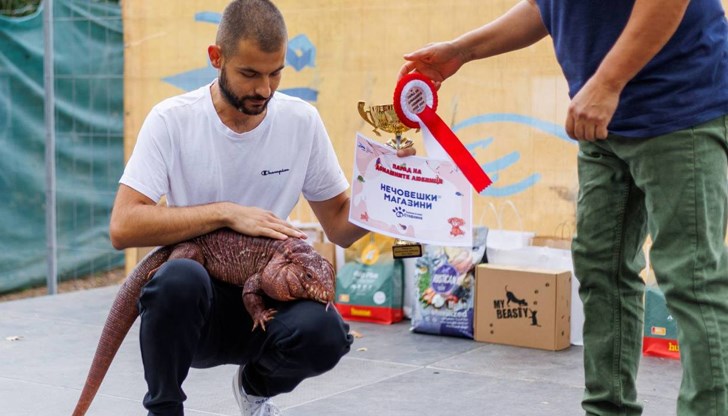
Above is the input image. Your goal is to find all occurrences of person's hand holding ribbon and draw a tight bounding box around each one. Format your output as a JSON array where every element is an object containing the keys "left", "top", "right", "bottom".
[{"left": 393, "top": 73, "right": 492, "bottom": 193}]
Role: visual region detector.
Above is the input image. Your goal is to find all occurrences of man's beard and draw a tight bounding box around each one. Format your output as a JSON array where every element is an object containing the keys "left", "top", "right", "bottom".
[{"left": 219, "top": 69, "right": 271, "bottom": 116}]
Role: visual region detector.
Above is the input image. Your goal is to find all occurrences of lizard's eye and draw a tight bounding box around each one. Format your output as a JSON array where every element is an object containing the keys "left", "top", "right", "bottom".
[{"left": 305, "top": 273, "right": 313, "bottom": 280}]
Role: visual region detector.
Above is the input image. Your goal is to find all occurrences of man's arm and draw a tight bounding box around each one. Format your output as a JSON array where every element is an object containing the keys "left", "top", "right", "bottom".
[
  {"left": 399, "top": 0, "right": 548, "bottom": 85},
  {"left": 448, "top": 0, "right": 548, "bottom": 63},
  {"left": 109, "top": 184, "right": 306, "bottom": 249},
  {"left": 308, "top": 191, "right": 367, "bottom": 248},
  {"left": 567, "top": 0, "right": 691, "bottom": 140}
]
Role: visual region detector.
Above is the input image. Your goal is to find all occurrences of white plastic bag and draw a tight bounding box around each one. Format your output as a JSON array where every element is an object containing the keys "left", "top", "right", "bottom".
[{"left": 483, "top": 201, "right": 535, "bottom": 263}]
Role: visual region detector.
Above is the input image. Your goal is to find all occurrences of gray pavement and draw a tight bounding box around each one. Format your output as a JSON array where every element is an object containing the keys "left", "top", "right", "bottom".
[{"left": 1, "top": 285, "right": 682, "bottom": 415}]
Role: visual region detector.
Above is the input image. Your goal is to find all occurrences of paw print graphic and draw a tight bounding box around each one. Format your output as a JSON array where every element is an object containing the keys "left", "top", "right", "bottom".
[{"left": 392, "top": 207, "right": 406, "bottom": 218}]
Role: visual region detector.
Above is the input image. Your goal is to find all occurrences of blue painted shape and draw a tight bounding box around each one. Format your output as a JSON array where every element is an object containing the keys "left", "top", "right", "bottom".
[
  {"left": 462, "top": 135, "right": 537, "bottom": 197},
  {"left": 482, "top": 151, "right": 519, "bottom": 173},
  {"left": 195, "top": 12, "right": 221, "bottom": 24},
  {"left": 481, "top": 173, "right": 542, "bottom": 197},
  {"left": 451, "top": 113, "right": 575, "bottom": 197},
  {"left": 163, "top": 63, "right": 217, "bottom": 92},
  {"left": 453, "top": 113, "right": 573, "bottom": 143},
  {"left": 286, "top": 34, "right": 316, "bottom": 71},
  {"left": 279, "top": 87, "right": 318, "bottom": 102},
  {"left": 465, "top": 137, "right": 494, "bottom": 151}
]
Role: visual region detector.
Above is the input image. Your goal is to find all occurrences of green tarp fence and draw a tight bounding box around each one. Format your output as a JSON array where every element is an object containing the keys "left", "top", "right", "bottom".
[{"left": 0, "top": 0, "right": 124, "bottom": 294}]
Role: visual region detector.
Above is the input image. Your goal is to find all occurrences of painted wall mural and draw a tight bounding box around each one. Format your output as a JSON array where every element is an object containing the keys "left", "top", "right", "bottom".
[{"left": 457, "top": 114, "right": 574, "bottom": 198}]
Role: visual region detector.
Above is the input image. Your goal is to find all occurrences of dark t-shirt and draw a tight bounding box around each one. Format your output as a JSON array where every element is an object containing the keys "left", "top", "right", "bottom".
[{"left": 535, "top": 0, "right": 728, "bottom": 137}]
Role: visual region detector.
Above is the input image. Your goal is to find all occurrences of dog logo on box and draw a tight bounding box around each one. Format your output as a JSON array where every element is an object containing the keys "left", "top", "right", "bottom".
[
  {"left": 492, "top": 286, "right": 540, "bottom": 326},
  {"left": 505, "top": 285, "right": 528, "bottom": 307}
]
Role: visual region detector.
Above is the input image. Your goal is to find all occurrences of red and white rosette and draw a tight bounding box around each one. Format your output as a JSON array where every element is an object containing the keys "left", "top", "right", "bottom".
[{"left": 393, "top": 73, "right": 492, "bottom": 193}]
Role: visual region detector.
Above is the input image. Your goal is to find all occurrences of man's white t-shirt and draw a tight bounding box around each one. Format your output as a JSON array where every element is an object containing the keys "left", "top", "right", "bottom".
[{"left": 120, "top": 82, "right": 349, "bottom": 219}]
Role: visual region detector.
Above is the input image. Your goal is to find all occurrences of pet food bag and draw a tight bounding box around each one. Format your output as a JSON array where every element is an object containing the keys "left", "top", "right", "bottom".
[
  {"left": 411, "top": 227, "right": 488, "bottom": 338},
  {"left": 335, "top": 234, "right": 404, "bottom": 324},
  {"left": 643, "top": 284, "right": 680, "bottom": 359}
]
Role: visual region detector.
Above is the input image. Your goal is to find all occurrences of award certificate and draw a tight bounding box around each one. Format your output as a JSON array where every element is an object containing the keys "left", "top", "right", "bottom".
[{"left": 349, "top": 133, "right": 473, "bottom": 247}]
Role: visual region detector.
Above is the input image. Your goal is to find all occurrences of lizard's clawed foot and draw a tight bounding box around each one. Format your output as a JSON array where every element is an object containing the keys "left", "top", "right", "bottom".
[{"left": 251, "top": 308, "right": 277, "bottom": 331}]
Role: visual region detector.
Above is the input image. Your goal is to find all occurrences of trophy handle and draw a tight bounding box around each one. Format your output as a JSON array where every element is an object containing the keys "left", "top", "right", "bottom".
[{"left": 357, "top": 101, "right": 381, "bottom": 136}]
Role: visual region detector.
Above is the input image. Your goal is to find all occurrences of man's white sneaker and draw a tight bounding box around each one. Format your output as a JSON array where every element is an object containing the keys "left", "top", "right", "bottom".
[{"left": 232, "top": 366, "right": 282, "bottom": 416}]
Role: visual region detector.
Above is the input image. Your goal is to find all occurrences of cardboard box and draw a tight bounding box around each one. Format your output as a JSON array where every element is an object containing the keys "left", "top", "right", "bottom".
[
  {"left": 296, "top": 222, "right": 325, "bottom": 243},
  {"left": 530, "top": 236, "right": 572, "bottom": 250},
  {"left": 289, "top": 221, "right": 339, "bottom": 270},
  {"left": 474, "top": 264, "right": 571, "bottom": 351}
]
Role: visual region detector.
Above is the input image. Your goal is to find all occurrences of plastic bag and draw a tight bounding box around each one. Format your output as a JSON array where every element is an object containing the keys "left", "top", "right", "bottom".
[
  {"left": 642, "top": 284, "right": 680, "bottom": 359},
  {"left": 335, "top": 234, "right": 404, "bottom": 324}
]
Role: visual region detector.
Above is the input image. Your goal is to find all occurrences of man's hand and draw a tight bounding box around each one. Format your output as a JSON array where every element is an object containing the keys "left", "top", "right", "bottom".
[
  {"left": 398, "top": 41, "right": 465, "bottom": 89},
  {"left": 565, "top": 76, "right": 620, "bottom": 141},
  {"left": 224, "top": 204, "right": 307, "bottom": 240},
  {"left": 396, "top": 147, "right": 417, "bottom": 158},
  {"left": 109, "top": 185, "right": 307, "bottom": 249}
]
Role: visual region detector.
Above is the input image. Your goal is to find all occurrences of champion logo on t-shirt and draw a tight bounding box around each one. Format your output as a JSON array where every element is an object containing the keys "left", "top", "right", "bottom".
[{"left": 261, "top": 168, "right": 290, "bottom": 176}]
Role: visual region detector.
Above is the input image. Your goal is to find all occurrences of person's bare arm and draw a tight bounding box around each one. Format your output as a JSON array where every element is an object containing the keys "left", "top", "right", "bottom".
[
  {"left": 399, "top": 0, "right": 547, "bottom": 85},
  {"left": 109, "top": 184, "right": 306, "bottom": 249},
  {"left": 308, "top": 192, "right": 368, "bottom": 248},
  {"left": 567, "top": 0, "right": 691, "bottom": 140}
]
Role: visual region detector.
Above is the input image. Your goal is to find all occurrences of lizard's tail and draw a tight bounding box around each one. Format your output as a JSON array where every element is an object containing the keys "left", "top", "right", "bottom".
[{"left": 72, "top": 247, "right": 170, "bottom": 416}]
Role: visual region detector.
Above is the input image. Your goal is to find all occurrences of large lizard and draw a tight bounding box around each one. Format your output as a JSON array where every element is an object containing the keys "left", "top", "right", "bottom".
[{"left": 71, "top": 228, "right": 336, "bottom": 416}]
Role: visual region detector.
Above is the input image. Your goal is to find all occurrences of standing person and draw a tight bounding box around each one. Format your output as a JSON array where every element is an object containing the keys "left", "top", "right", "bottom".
[
  {"left": 111, "top": 1, "right": 412, "bottom": 415},
  {"left": 400, "top": 1, "right": 728, "bottom": 415}
]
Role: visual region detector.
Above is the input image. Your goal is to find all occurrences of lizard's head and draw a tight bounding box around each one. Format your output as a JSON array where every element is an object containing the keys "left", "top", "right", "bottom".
[{"left": 261, "top": 238, "right": 336, "bottom": 305}]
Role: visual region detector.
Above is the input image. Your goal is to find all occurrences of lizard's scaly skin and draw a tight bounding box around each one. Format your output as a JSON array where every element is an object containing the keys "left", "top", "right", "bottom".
[{"left": 71, "top": 229, "right": 335, "bottom": 416}]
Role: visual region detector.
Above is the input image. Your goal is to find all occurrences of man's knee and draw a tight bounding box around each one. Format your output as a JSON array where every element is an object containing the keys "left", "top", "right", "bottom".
[
  {"left": 275, "top": 302, "right": 353, "bottom": 372},
  {"left": 139, "top": 259, "right": 212, "bottom": 313}
]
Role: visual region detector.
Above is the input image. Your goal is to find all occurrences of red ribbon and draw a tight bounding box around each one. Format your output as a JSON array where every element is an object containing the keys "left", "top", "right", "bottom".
[
  {"left": 394, "top": 73, "right": 492, "bottom": 193},
  {"left": 418, "top": 106, "right": 492, "bottom": 193}
]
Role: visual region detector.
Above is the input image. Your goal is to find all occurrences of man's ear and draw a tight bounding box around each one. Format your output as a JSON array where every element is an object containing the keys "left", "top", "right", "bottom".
[{"left": 208, "top": 45, "right": 223, "bottom": 69}]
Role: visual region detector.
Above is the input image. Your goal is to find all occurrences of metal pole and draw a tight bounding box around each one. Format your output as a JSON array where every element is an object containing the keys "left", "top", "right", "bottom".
[{"left": 43, "top": 0, "right": 57, "bottom": 295}]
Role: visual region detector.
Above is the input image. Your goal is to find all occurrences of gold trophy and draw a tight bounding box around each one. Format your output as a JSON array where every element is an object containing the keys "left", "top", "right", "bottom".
[{"left": 357, "top": 101, "right": 422, "bottom": 259}]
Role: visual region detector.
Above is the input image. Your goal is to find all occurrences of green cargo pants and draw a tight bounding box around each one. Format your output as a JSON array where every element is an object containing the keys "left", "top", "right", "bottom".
[{"left": 573, "top": 115, "right": 728, "bottom": 416}]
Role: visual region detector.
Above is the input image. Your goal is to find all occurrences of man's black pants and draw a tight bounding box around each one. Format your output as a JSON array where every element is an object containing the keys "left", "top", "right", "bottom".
[{"left": 137, "top": 258, "right": 353, "bottom": 416}]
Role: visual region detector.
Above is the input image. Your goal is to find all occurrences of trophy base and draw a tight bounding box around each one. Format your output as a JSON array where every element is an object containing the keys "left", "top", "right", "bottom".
[
  {"left": 391, "top": 239, "right": 423, "bottom": 259},
  {"left": 386, "top": 137, "right": 414, "bottom": 150}
]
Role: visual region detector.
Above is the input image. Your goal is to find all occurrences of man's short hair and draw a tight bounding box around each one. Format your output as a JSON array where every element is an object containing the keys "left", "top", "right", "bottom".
[{"left": 216, "top": 0, "right": 288, "bottom": 56}]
